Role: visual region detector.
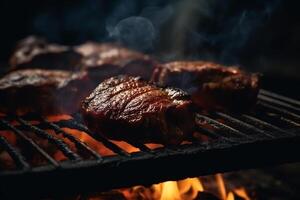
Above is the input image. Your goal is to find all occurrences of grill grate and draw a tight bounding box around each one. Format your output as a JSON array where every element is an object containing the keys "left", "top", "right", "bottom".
[
  {"left": 0, "top": 136, "right": 29, "bottom": 169},
  {"left": 0, "top": 89, "right": 299, "bottom": 199}
]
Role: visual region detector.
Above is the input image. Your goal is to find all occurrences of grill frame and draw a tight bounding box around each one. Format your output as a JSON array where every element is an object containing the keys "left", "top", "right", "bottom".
[{"left": 0, "top": 89, "right": 299, "bottom": 199}]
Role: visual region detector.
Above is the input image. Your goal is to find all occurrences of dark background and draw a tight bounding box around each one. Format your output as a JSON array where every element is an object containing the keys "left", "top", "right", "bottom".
[{"left": 0, "top": 0, "right": 299, "bottom": 97}]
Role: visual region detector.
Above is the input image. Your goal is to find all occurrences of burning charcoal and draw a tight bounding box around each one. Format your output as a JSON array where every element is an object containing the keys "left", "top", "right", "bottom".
[
  {"left": 0, "top": 69, "right": 92, "bottom": 115},
  {"left": 76, "top": 42, "right": 158, "bottom": 81},
  {"left": 9, "top": 36, "right": 83, "bottom": 71},
  {"left": 152, "top": 61, "right": 260, "bottom": 112},
  {"left": 81, "top": 75, "right": 195, "bottom": 145},
  {"left": 195, "top": 191, "right": 221, "bottom": 200}
]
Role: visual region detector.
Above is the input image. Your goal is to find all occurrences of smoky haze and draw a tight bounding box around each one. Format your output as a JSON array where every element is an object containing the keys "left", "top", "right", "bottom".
[{"left": 0, "top": 0, "right": 299, "bottom": 79}]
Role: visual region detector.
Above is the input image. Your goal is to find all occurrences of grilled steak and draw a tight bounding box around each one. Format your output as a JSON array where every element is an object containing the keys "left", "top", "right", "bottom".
[
  {"left": 0, "top": 69, "right": 91, "bottom": 115},
  {"left": 76, "top": 42, "right": 157, "bottom": 81},
  {"left": 10, "top": 38, "right": 157, "bottom": 82},
  {"left": 9, "top": 36, "right": 83, "bottom": 71},
  {"left": 81, "top": 76, "right": 195, "bottom": 145},
  {"left": 152, "top": 61, "right": 260, "bottom": 111}
]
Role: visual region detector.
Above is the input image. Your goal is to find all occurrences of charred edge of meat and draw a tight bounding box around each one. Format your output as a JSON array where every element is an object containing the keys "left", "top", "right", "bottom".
[
  {"left": 9, "top": 36, "right": 83, "bottom": 71},
  {"left": 151, "top": 61, "right": 260, "bottom": 112},
  {"left": 9, "top": 38, "right": 158, "bottom": 82},
  {"left": 78, "top": 42, "right": 159, "bottom": 81},
  {"left": 81, "top": 75, "right": 195, "bottom": 145},
  {"left": 0, "top": 69, "right": 92, "bottom": 115}
]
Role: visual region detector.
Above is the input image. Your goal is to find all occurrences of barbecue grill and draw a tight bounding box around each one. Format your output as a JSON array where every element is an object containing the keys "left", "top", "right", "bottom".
[{"left": 0, "top": 89, "right": 299, "bottom": 199}]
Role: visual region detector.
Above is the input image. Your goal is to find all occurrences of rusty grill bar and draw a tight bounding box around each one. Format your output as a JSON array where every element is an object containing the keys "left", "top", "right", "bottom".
[{"left": 0, "top": 90, "right": 299, "bottom": 199}]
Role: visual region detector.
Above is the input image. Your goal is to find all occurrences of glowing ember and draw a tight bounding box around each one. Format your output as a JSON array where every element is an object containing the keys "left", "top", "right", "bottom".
[
  {"left": 46, "top": 114, "right": 72, "bottom": 122},
  {"left": 112, "top": 141, "right": 139, "bottom": 153},
  {"left": 61, "top": 127, "right": 115, "bottom": 156},
  {"left": 0, "top": 114, "right": 251, "bottom": 200}
]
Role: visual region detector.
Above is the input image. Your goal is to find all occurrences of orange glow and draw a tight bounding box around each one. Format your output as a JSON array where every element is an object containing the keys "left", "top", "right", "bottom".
[
  {"left": 178, "top": 178, "right": 204, "bottom": 199},
  {"left": 214, "top": 174, "right": 251, "bottom": 200},
  {"left": 61, "top": 127, "right": 115, "bottom": 156},
  {"left": 160, "top": 181, "right": 181, "bottom": 200},
  {"left": 46, "top": 115, "right": 72, "bottom": 122},
  {"left": 181, "top": 140, "right": 192, "bottom": 145},
  {"left": 53, "top": 150, "right": 67, "bottom": 162},
  {"left": 227, "top": 192, "right": 235, "bottom": 200},
  {"left": 234, "top": 188, "right": 251, "bottom": 200},
  {"left": 120, "top": 178, "right": 204, "bottom": 200},
  {"left": 111, "top": 141, "right": 139, "bottom": 153},
  {"left": 216, "top": 173, "right": 227, "bottom": 200},
  {"left": 0, "top": 131, "right": 17, "bottom": 145},
  {"left": 0, "top": 115, "right": 252, "bottom": 200},
  {"left": 145, "top": 143, "right": 163, "bottom": 149}
]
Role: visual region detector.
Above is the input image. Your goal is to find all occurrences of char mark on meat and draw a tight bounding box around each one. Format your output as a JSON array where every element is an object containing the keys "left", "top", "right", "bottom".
[
  {"left": 81, "top": 76, "right": 195, "bottom": 145},
  {"left": 9, "top": 36, "right": 83, "bottom": 71},
  {"left": 0, "top": 69, "right": 92, "bottom": 115},
  {"left": 152, "top": 61, "right": 260, "bottom": 111},
  {"left": 76, "top": 42, "right": 158, "bottom": 81},
  {"left": 9, "top": 37, "right": 158, "bottom": 84}
]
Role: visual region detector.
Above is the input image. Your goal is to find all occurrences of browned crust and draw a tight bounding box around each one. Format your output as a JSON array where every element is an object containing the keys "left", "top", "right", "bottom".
[
  {"left": 81, "top": 76, "right": 195, "bottom": 145},
  {"left": 152, "top": 61, "right": 260, "bottom": 111},
  {"left": 0, "top": 69, "right": 92, "bottom": 115}
]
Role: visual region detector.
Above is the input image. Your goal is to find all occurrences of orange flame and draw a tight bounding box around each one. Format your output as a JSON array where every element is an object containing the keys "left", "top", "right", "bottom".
[
  {"left": 215, "top": 174, "right": 251, "bottom": 200},
  {"left": 227, "top": 192, "right": 235, "bottom": 200},
  {"left": 160, "top": 181, "right": 181, "bottom": 200},
  {"left": 234, "top": 188, "right": 251, "bottom": 200},
  {"left": 178, "top": 178, "right": 204, "bottom": 199},
  {"left": 216, "top": 173, "right": 227, "bottom": 200},
  {"left": 121, "top": 178, "right": 204, "bottom": 200},
  {"left": 0, "top": 114, "right": 252, "bottom": 200}
]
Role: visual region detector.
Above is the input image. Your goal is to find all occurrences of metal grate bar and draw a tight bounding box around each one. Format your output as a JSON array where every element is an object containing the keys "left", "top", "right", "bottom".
[
  {"left": 260, "top": 89, "right": 300, "bottom": 106},
  {"left": 0, "top": 89, "right": 299, "bottom": 199},
  {"left": 195, "top": 120, "right": 237, "bottom": 143},
  {"left": 17, "top": 118, "right": 81, "bottom": 161},
  {"left": 0, "top": 136, "right": 29, "bottom": 169},
  {"left": 0, "top": 119, "right": 59, "bottom": 167},
  {"left": 258, "top": 101, "right": 300, "bottom": 122},
  {"left": 196, "top": 114, "right": 253, "bottom": 141},
  {"left": 275, "top": 117, "right": 300, "bottom": 130},
  {"left": 256, "top": 105, "right": 300, "bottom": 129},
  {"left": 56, "top": 119, "right": 130, "bottom": 157},
  {"left": 258, "top": 94, "right": 300, "bottom": 113},
  {"left": 214, "top": 112, "right": 275, "bottom": 139},
  {"left": 241, "top": 114, "right": 295, "bottom": 137},
  {"left": 41, "top": 119, "right": 103, "bottom": 161}
]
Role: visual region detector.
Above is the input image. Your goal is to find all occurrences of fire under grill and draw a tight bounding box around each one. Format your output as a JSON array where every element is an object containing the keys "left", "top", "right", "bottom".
[{"left": 0, "top": 89, "right": 299, "bottom": 199}]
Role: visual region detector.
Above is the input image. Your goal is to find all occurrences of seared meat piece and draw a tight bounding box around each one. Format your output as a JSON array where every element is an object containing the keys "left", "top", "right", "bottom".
[
  {"left": 152, "top": 61, "right": 260, "bottom": 111},
  {"left": 10, "top": 38, "right": 157, "bottom": 82},
  {"left": 9, "top": 36, "right": 83, "bottom": 71},
  {"left": 81, "top": 76, "right": 195, "bottom": 145},
  {"left": 0, "top": 69, "right": 91, "bottom": 115},
  {"left": 76, "top": 42, "right": 157, "bottom": 81}
]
